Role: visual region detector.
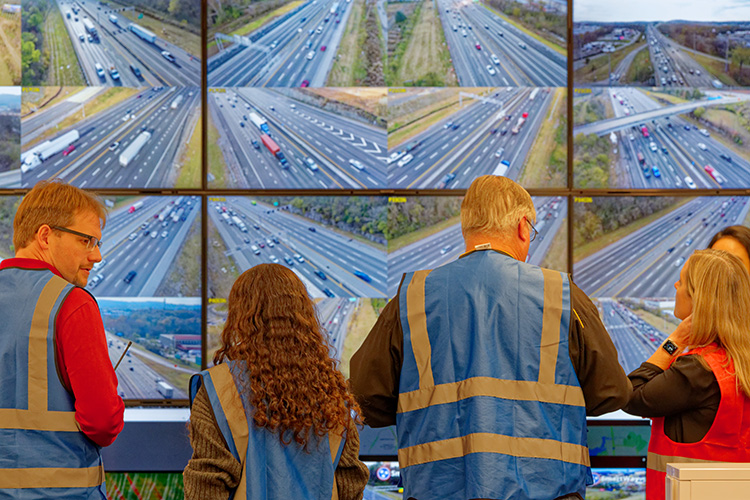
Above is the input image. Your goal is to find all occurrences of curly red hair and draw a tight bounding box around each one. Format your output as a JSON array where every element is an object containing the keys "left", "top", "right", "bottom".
[{"left": 214, "top": 264, "right": 361, "bottom": 446}]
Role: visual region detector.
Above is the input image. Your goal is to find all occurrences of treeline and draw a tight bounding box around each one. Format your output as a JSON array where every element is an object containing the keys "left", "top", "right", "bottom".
[
  {"left": 112, "top": 0, "right": 198, "bottom": 31},
  {"left": 573, "top": 133, "right": 611, "bottom": 188},
  {"left": 102, "top": 309, "right": 200, "bottom": 339},
  {"left": 574, "top": 197, "right": 679, "bottom": 248},
  {"left": 486, "top": 0, "right": 565, "bottom": 42},
  {"left": 209, "top": 0, "right": 287, "bottom": 31},
  {"left": 21, "top": 0, "right": 48, "bottom": 85},
  {"left": 0, "top": 115, "right": 20, "bottom": 173},
  {"left": 0, "top": 196, "right": 20, "bottom": 258},
  {"left": 274, "top": 197, "right": 387, "bottom": 244},
  {"left": 386, "top": 197, "right": 462, "bottom": 240},
  {"left": 361, "top": 0, "right": 384, "bottom": 86}
]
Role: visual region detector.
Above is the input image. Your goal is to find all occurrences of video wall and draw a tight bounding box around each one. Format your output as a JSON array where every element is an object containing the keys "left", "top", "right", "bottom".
[{"left": 0, "top": 0, "right": 748, "bottom": 407}]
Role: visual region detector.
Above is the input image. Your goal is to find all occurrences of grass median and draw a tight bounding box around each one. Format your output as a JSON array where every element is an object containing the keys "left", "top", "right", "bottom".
[
  {"left": 175, "top": 116, "right": 201, "bottom": 188},
  {"left": 575, "top": 40, "right": 646, "bottom": 84}
]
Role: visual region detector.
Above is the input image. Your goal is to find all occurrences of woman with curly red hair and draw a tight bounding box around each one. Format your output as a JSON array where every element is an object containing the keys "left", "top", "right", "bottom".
[{"left": 184, "top": 264, "right": 368, "bottom": 499}]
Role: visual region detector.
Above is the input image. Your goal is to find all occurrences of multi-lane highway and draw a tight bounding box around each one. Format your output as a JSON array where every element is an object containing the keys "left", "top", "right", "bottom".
[
  {"left": 437, "top": 0, "right": 566, "bottom": 86},
  {"left": 107, "top": 333, "right": 193, "bottom": 400},
  {"left": 210, "top": 88, "right": 386, "bottom": 189},
  {"left": 208, "top": 0, "right": 351, "bottom": 87},
  {"left": 317, "top": 298, "right": 358, "bottom": 360},
  {"left": 596, "top": 299, "right": 668, "bottom": 374},
  {"left": 57, "top": 0, "right": 199, "bottom": 86},
  {"left": 386, "top": 196, "right": 566, "bottom": 297},
  {"left": 645, "top": 25, "right": 717, "bottom": 89},
  {"left": 87, "top": 196, "right": 200, "bottom": 297},
  {"left": 21, "top": 87, "right": 199, "bottom": 188},
  {"left": 209, "top": 198, "right": 387, "bottom": 298},
  {"left": 388, "top": 87, "right": 558, "bottom": 189},
  {"left": 576, "top": 88, "right": 750, "bottom": 189},
  {"left": 575, "top": 196, "right": 750, "bottom": 299}
]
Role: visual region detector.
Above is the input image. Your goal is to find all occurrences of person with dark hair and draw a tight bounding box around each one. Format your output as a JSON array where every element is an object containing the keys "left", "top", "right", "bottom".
[
  {"left": 350, "top": 175, "right": 631, "bottom": 500},
  {"left": 184, "top": 264, "right": 368, "bottom": 500},
  {"left": 708, "top": 225, "right": 750, "bottom": 272},
  {"left": 0, "top": 179, "right": 123, "bottom": 498}
]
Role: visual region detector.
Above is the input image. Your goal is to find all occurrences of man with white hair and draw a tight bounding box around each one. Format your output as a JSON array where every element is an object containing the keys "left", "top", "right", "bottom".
[{"left": 351, "top": 175, "right": 631, "bottom": 500}]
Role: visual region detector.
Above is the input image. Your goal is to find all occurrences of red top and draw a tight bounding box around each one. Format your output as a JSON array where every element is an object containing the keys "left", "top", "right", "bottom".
[
  {"left": 646, "top": 343, "right": 750, "bottom": 500},
  {"left": 0, "top": 258, "right": 124, "bottom": 447}
]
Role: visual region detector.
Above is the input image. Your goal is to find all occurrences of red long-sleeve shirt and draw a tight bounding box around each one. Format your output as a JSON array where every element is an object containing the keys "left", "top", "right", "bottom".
[{"left": 1, "top": 258, "right": 124, "bottom": 446}]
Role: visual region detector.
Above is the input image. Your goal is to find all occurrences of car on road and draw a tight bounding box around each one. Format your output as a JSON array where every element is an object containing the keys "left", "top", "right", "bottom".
[
  {"left": 128, "top": 232, "right": 138, "bottom": 241},
  {"left": 294, "top": 254, "right": 305, "bottom": 263},
  {"left": 500, "top": 127, "right": 508, "bottom": 135},
  {"left": 161, "top": 230, "right": 168, "bottom": 238},
  {"left": 719, "top": 152, "right": 732, "bottom": 162},
  {"left": 685, "top": 238, "right": 693, "bottom": 246},
  {"left": 315, "top": 270, "right": 327, "bottom": 280},
  {"left": 444, "top": 121, "right": 453, "bottom": 129},
  {"left": 251, "top": 140, "right": 260, "bottom": 149},
  {"left": 649, "top": 142, "right": 657, "bottom": 152},
  {"left": 239, "top": 121, "right": 245, "bottom": 127},
  {"left": 269, "top": 255, "right": 279, "bottom": 264},
  {"left": 437, "top": 173, "right": 456, "bottom": 189},
  {"left": 284, "top": 256, "right": 294, "bottom": 266},
  {"left": 321, "top": 45, "right": 327, "bottom": 51},
  {"left": 661, "top": 147, "right": 668, "bottom": 154},
  {"left": 397, "top": 154, "right": 414, "bottom": 167},
  {"left": 683, "top": 125, "right": 691, "bottom": 131},
  {"left": 704, "top": 164, "right": 725, "bottom": 184},
  {"left": 652, "top": 165, "right": 661, "bottom": 177},
  {"left": 697, "top": 143, "right": 707, "bottom": 150},
  {"left": 485, "top": 65, "right": 496, "bottom": 76},
  {"left": 63, "top": 145, "right": 75, "bottom": 156},
  {"left": 684, "top": 176, "right": 697, "bottom": 189},
  {"left": 304, "top": 157, "right": 319, "bottom": 171},
  {"left": 387, "top": 151, "right": 405, "bottom": 164},
  {"left": 161, "top": 51, "right": 176, "bottom": 63},
  {"left": 306, "top": 51, "right": 315, "bottom": 60},
  {"left": 699, "top": 128, "right": 710, "bottom": 137},
  {"left": 349, "top": 159, "right": 365, "bottom": 170},
  {"left": 323, "top": 288, "right": 335, "bottom": 297},
  {"left": 674, "top": 257, "right": 685, "bottom": 268},
  {"left": 475, "top": 43, "right": 481, "bottom": 50},
  {"left": 300, "top": 80, "right": 310, "bottom": 87},
  {"left": 89, "top": 273, "right": 104, "bottom": 288},
  {"left": 451, "top": 123, "right": 460, "bottom": 130},
  {"left": 643, "top": 167, "right": 651, "bottom": 179},
  {"left": 494, "top": 147, "right": 504, "bottom": 158},
  {"left": 123, "top": 271, "right": 137, "bottom": 283},
  {"left": 354, "top": 270, "right": 372, "bottom": 282},
  {"left": 440, "top": 245, "right": 452, "bottom": 255},
  {"left": 490, "top": 54, "right": 500, "bottom": 65},
  {"left": 629, "top": 134, "right": 634, "bottom": 141},
  {"left": 108, "top": 142, "right": 119, "bottom": 151},
  {"left": 518, "top": 42, "right": 526, "bottom": 49}
]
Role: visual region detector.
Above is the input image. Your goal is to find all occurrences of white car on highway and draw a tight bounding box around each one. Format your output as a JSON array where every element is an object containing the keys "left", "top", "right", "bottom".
[
  {"left": 485, "top": 65, "right": 496, "bottom": 76},
  {"left": 697, "top": 143, "right": 707, "bottom": 150},
  {"left": 490, "top": 54, "right": 500, "bottom": 65},
  {"left": 684, "top": 176, "right": 697, "bottom": 189},
  {"left": 387, "top": 151, "right": 405, "bottom": 164},
  {"left": 397, "top": 154, "right": 414, "bottom": 167}
]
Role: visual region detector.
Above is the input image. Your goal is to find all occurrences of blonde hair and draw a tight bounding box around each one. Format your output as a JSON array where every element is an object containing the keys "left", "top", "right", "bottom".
[
  {"left": 685, "top": 249, "right": 750, "bottom": 398},
  {"left": 13, "top": 179, "right": 107, "bottom": 250},
  {"left": 461, "top": 175, "right": 536, "bottom": 239}
]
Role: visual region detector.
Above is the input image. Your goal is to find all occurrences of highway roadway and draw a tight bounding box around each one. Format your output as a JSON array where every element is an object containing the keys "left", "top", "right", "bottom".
[
  {"left": 57, "top": 0, "right": 199, "bottom": 86},
  {"left": 107, "top": 333, "right": 192, "bottom": 400},
  {"left": 86, "top": 196, "right": 200, "bottom": 297},
  {"left": 208, "top": 0, "right": 351, "bottom": 87},
  {"left": 317, "top": 298, "right": 358, "bottom": 360},
  {"left": 437, "top": 0, "right": 566, "bottom": 86},
  {"left": 596, "top": 298, "right": 668, "bottom": 374},
  {"left": 386, "top": 196, "right": 567, "bottom": 297},
  {"left": 576, "top": 88, "right": 750, "bottom": 189},
  {"left": 21, "top": 87, "right": 200, "bottom": 189},
  {"left": 388, "top": 87, "right": 557, "bottom": 189},
  {"left": 574, "top": 196, "right": 750, "bottom": 299},
  {"left": 210, "top": 88, "right": 386, "bottom": 189},
  {"left": 645, "top": 25, "right": 718, "bottom": 89},
  {"left": 209, "top": 198, "right": 387, "bottom": 298}
]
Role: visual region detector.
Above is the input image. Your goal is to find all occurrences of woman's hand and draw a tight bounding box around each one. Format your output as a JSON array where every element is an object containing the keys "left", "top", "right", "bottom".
[{"left": 669, "top": 315, "right": 692, "bottom": 348}]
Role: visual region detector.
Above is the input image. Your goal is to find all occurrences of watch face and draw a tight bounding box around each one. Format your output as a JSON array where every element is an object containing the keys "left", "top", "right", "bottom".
[{"left": 663, "top": 340, "right": 679, "bottom": 355}]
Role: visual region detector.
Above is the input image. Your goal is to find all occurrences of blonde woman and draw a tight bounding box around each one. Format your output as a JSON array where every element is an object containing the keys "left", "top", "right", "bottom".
[{"left": 625, "top": 249, "right": 750, "bottom": 499}]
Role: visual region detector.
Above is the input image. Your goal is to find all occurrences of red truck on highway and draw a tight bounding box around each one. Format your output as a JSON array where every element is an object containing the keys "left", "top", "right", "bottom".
[{"left": 260, "top": 134, "right": 288, "bottom": 168}]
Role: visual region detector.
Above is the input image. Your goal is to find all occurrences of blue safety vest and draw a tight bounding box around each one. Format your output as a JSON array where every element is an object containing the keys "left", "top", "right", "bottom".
[
  {"left": 190, "top": 361, "right": 347, "bottom": 500},
  {"left": 397, "top": 250, "right": 590, "bottom": 500},
  {"left": 0, "top": 267, "right": 106, "bottom": 499}
]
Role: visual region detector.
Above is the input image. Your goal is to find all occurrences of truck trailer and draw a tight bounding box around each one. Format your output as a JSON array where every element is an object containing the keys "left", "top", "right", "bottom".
[
  {"left": 21, "top": 129, "right": 80, "bottom": 173},
  {"left": 260, "top": 134, "right": 288, "bottom": 167},
  {"left": 156, "top": 381, "right": 174, "bottom": 399},
  {"left": 128, "top": 23, "right": 157, "bottom": 44},
  {"left": 119, "top": 131, "right": 152, "bottom": 167},
  {"left": 170, "top": 95, "right": 183, "bottom": 110},
  {"left": 249, "top": 112, "right": 271, "bottom": 134},
  {"left": 83, "top": 18, "right": 97, "bottom": 36}
]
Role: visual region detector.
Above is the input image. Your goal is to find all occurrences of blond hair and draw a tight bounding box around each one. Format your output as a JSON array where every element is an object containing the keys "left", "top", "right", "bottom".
[
  {"left": 13, "top": 179, "right": 107, "bottom": 250},
  {"left": 685, "top": 249, "right": 750, "bottom": 398},
  {"left": 461, "top": 175, "right": 536, "bottom": 239}
]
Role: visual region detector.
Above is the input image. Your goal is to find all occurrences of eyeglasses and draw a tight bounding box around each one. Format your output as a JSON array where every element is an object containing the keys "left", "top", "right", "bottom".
[
  {"left": 525, "top": 218, "right": 538, "bottom": 243},
  {"left": 50, "top": 225, "right": 102, "bottom": 251}
]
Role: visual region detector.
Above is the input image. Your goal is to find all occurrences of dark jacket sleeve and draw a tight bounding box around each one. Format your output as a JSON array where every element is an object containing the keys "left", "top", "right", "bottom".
[
  {"left": 335, "top": 418, "right": 369, "bottom": 500},
  {"left": 568, "top": 282, "right": 633, "bottom": 416},
  {"left": 349, "top": 295, "right": 403, "bottom": 428}
]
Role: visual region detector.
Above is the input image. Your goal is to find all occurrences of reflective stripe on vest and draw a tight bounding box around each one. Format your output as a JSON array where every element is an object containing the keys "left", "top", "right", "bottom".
[
  {"left": 0, "top": 268, "right": 105, "bottom": 496},
  {"left": 191, "top": 362, "right": 346, "bottom": 500},
  {"left": 646, "top": 344, "right": 750, "bottom": 500},
  {"left": 397, "top": 251, "right": 589, "bottom": 500}
]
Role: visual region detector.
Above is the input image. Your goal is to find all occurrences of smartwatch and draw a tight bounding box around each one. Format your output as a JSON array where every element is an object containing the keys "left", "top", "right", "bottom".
[{"left": 662, "top": 339, "right": 680, "bottom": 356}]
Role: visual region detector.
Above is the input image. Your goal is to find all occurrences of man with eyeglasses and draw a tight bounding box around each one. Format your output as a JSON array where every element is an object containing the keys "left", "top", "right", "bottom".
[
  {"left": 351, "top": 175, "right": 631, "bottom": 500},
  {"left": 0, "top": 179, "right": 124, "bottom": 498}
]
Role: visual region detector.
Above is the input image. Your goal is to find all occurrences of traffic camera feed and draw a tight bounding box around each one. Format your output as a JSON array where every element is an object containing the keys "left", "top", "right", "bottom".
[
  {"left": 387, "top": 87, "right": 567, "bottom": 189},
  {"left": 88, "top": 195, "right": 202, "bottom": 400},
  {"left": 20, "top": 86, "right": 201, "bottom": 189},
  {"left": 208, "top": 0, "right": 383, "bottom": 87},
  {"left": 574, "top": 0, "right": 750, "bottom": 88},
  {"left": 573, "top": 87, "right": 750, "bottom": 189},
  {"left": 208, "top": 87, "right": 387, "bottom": 189},
  {"left": 207, "top": 196, "right": 387, "bottom": 301},
  {"left": 573, "top": 196, "right": 750, "bottom": 374},
  {"left": 387, "top": 196, "right": 567, "bottom": 297},
  {"left": 23, "top": 0, "right": 200, "bottom": 87},
  {"left": 0, "top": 88, "right": 21, "bottom": 188}
]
